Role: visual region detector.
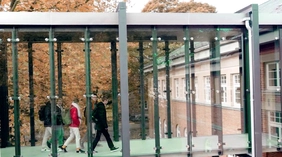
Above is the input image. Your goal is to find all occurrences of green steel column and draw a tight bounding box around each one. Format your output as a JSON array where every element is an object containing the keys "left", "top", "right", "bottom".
[
  {"left": 152, "top": 26, "right": 161, "bottom": 156},
  {"left": 11, "top": 27, "right": 21, "bottom": 157},
  {"left": 138, "top": 42, "right": 146, "bottom": 140},
  {"left": 47, "top": 27, "right": 58, "bottom": 157},
  {"left": 190, "top": 39, "right": 196, "bottom": 137},
  {"left": 250, "top": 4, "right": 262, "bottom": 157},
  {"left": 279, "top": 27, "right": 282, "bottom": 150},
  {"left": 242, "top": 29, "right": 252, "bottom": 152},
  {"left": 164, "top": 41, "right": 172, "bottom": 138},
  {"left": 111, "top": 41, "right": 119, "bottom": 142},
  {"left": 56, "top": 42, "right": 63, "bottom": 98},
  {"left": 210, "top": 29, "right": 223, "bottom": 155},
  {"left": 28, "top": 42, "right": 36, "bottom": 146},
  {"left": 83, "top": 27, "right": 93, "bottom": 157},
  {"left": 183, "top": 27, "right": 192, "bottom": 156},
  {"left": 274, "top": 27, "right": 280, "bottom": 146}
]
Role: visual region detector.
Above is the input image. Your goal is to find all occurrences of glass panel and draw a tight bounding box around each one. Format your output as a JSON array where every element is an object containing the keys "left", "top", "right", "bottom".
[
  {"left": 16, "top": 28, "right": 50, "bottom": 154},
  {"left": 2, "top": 23, "right": 279, "bottom": 157},
  {"left": 2, "top": 26, "right": 125, "bottom": 157},
  {"left": 127, "top": 26, "right": 155, "bottom": 156},
  {"left": 190, "top": 27, "right": 245, "bottom": 156},
  {"left": 261, "top": 26, "right": 282, "bottom": 152},
  {"left": 132, "top": 26, "right": 247, "bottom": 156}
]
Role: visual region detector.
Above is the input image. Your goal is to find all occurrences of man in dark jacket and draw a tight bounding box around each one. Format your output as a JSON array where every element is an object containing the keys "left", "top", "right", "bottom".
[
  {"left": 91, "top": 95, "right": 119, "bottom": 153},
  {"left": 47, "top": 98, "right": 64, "bottom": 151},
  {"left": 41, "top": 101, "right": 52, "bottom": 151},
  {"left": 80, "top": 94, "right": 98, "bottom": 149}
]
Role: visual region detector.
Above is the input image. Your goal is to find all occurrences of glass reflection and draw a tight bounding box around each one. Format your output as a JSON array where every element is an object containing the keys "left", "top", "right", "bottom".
[{"left": 261, "top": 26, "right": 281, "bottom": 152}]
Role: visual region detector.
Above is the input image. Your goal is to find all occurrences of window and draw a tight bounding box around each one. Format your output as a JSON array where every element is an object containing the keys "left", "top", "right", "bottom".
[
  {"left": 176, "top": 125, "right": 181, "bottom": 137},
  {"left": 182, "top": 78, "right": 186, "bottom": 99},
  {"left": 195, "top": 77, "right": 198, "bottom": 101},
  {"left": 204, "top": 76, "right": 211, "bottom": 102},
  {"left": 158, "top": 80, "right": 161, "bottom": 93},
  {"left": 221, "top": 75, "right": 227, "bottom": 104},
  {"left": 233, "top": 74, "right": 241, "bottom": 108},
  {"left": 184, "top": 128, "right": 187, "bottom": 137},
  {"left": 266, "top": 62, "right": 280, "bottom": 90},
  {"left": 174, "top": 78, "right": 179, "bottom": 98},
  {"left": 144, "top": 101, "right": 148, "bottom": 110},
  {"left": 164, "top": 120, "right": 167, "bottom": 138}
]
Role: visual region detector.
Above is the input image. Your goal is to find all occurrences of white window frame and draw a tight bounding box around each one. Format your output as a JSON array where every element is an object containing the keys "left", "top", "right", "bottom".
[
  {"left": 266, "top": 62, "right": 280, "bottom": 90},
  {"left": 159, "top": 118, "right": 162, "bottom": 138},
  {"left": 195, "top": 77, "right": 198, "bottom": 101},
  {"left": 184, "top": 128, "right": 187, "bottom": 137},
  {"left": 176, "top": 125, "right": 181, "bottom": 137},
  {"left": 221, "top": 75, "right": 227, "bottom": 105},
  {"left": 164, "top": 119, "right": 167, "bottom": 138},
  {"left": 174, "top": 78, "right": 179, "bottom": 98},
  {"left": 158, "top": 80, "right": 161, "bottom": 93},
  {"left": 204, "top": 76, "right": 211, "bottom": 103},
  {"left": 182, "top": 78, "right": 186, "bottom": 99},
  {"left": 144, "top": 101, "right": 148, "bottom": 110},
  {"left": 232, "top": 74, "right": 241, "bottom": 108}
]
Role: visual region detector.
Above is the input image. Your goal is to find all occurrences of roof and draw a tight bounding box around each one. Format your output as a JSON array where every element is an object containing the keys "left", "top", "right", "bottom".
[
  {"left": 259, "top": 0, "right": 282, "bottom": 13},
  {"left": 236, "top": 0, "right": 282, "bottom": 13}
]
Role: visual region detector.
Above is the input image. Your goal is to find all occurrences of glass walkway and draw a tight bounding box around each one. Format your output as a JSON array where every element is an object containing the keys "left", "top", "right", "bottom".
[{"left": 0, "top": 2, "right": 282, "bottom": 157}]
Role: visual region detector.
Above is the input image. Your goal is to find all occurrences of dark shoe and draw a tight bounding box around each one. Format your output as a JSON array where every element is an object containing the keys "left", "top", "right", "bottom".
[
  {"left": 60, "top": 146, "right": 67, "bottom": 152},
  {"left": 110, "top": 147, "right": 119, "bottom": 152},
  {"left": 76, "top": 149, "right": 85, "bottom": 153},
  {"left": 46, "top": 141, "right": 51, "bottom": 149}
]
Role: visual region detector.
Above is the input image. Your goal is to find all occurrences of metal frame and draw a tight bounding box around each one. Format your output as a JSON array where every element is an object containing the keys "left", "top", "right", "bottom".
[
  {"left": 0, "top": 13, "right": 281, "bottom": 26},
  {"left": 250, "top": 5, "right": 262, "bottom": 157},
  {"left": 2, "top": 2, "right": 282, "bottom": 157}
]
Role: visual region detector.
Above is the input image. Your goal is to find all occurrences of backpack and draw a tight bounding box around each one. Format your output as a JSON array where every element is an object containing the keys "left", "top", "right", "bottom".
[
  {"left": 62, "top": 108, "right": 72, "bottom": 125},
  {"left": 38, "top": 105, "right": 46, "bottom": 121}
]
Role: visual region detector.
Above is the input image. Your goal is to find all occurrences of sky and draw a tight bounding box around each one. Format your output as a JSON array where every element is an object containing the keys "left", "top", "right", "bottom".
[{"left": 127, "top": 0, "right": 268, "bottom": 13}]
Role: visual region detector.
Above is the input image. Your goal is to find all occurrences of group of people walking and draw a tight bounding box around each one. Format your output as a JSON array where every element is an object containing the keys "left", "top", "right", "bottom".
[{"left": 40, "top": 93, "right": 119, "bottom": 154}]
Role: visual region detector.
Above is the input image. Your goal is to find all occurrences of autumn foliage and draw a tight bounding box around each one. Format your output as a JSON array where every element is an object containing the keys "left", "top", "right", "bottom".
[
  {"left": 1, "top": 0, "right": 216, "bottom": 145},
  {"left": 142, "top": 0, "right": 216, "bottom": 13}
]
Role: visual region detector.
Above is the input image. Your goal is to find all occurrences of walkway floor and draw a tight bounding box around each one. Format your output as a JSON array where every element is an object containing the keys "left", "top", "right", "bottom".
[
  {"left": 1, "top": 133, "right": 277, "bottom": 157},
  {"left": 1, "top": 138, "right": 189, "bottom": 157}
]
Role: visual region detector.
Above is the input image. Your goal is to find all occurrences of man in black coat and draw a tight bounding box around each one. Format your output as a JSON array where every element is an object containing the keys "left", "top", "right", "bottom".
[
  {"left": 91, "top": 95, "right": 119, "bottom": 153},
  {"left": 41, "top": 101, "right": 52, "bottom": 151},
  {"left": 47, "top": 98, "right": 64, "bottom": 151}
]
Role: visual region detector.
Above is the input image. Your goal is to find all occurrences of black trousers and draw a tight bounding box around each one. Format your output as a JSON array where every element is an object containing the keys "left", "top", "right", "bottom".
[{"left": 92, "top": 128, "right": 114, "bottom": 151}]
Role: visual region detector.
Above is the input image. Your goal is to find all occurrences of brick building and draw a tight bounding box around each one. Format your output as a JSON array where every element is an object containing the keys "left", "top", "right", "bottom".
[{"left": 145, "top": 0, "right": 282, "bottom": 156}]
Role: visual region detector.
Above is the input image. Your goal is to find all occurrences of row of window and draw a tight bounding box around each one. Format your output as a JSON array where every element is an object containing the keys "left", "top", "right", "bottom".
[
  {"left": 155, "top": 73, "right": 241, "bottom": 108},
  {"left": 159, "top": 119, "right": 185, "bottom": 138},
  {"left": 152, "top": 62, "right": 279, "bottom": 108}
]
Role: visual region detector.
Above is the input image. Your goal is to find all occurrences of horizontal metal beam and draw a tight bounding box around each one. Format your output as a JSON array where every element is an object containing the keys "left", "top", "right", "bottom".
[{"left": 0, "top": 12, "right": 281, "bottom": 26}]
